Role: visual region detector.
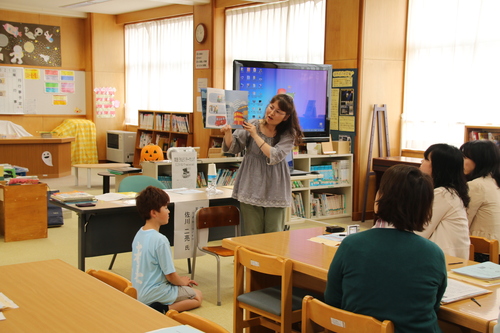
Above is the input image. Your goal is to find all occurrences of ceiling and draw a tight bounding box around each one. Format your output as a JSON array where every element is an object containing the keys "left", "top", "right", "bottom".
[{"left": 0, "top": 0, "right": 208, "bottom": 18}]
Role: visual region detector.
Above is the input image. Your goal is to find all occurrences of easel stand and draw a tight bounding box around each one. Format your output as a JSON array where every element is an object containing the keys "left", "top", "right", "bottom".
[{"left": 361, "top": 104, "right": 390, "bottom": 222}]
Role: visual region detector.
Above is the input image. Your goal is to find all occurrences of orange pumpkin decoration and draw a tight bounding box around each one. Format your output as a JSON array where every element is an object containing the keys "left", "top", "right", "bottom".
[{"left": 141, "top": 144, "right": 164, "bottom": 161}]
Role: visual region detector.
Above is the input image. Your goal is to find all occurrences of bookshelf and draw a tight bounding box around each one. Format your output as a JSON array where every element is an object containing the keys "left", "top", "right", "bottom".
[
  {"left": 465, "top": 125, "right": 500, "bottom": 143},
  {"left": 141, "top": 154, "right": 353, "bottom": 223},
  {"left": 134, "top": 110, "right": 193, "bottom": 167}
]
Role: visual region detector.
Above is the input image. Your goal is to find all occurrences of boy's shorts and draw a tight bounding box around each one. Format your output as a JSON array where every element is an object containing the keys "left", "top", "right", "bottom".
[{"left": 175, "top": 285, "right": 197, "bottom": 302}]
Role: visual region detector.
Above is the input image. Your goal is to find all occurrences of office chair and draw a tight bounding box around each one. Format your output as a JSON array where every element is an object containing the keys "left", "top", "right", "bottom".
[
  {"left": 191, "top": 205, "right": 240, "bottom": 306},
  {"left": 86, "top": 269, "right": 137, "bottom": 298},
  {"left": 166, "top": 309, "right": 229, "bottom": 333},
  {"left": 233, "top": 246, "right": 316, "bottom": 333},
  {"left": 301, "top": 295, "right": 394, "bottom": 332},
  {"left": 108, "top": 175, "right": 167, "bottom": 270},
  {"left": 470, "top": 236, "right": 499, "bottom": 263}
]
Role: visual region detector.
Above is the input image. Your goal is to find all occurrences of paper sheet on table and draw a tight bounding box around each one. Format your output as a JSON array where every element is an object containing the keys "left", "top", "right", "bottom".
[
  {"left": 441, "top": 278, "right": 491, "bottom": 304},
  {"left": 94, "top": 192, "right": 136, "bottom": 201},
  {"left": 0, "top": 292, "right": 19, "bottom": 310},
  {"left": 448, "top": 271, "right": 500, "bottom": 287},
  {"left": 308, "top": 233, "right": 346, "bottom": 247}
]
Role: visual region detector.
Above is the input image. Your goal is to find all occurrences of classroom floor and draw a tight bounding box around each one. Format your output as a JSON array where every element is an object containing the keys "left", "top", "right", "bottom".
[{"left": 0, "top": 168, "right": 370, "bottom": 331}]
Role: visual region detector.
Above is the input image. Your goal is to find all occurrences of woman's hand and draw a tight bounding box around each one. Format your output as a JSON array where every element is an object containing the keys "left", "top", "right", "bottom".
[
  {"left": 220, "top": 124, "right": 232, "bottom": 135},
  {"left": 242, "top": 121, "right": 257, "bottom": 137}
]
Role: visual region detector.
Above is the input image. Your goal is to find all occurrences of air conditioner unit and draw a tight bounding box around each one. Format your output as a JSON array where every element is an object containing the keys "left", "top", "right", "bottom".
[{"left": 106, "top": 130, "right": 136, "bottom": 163}]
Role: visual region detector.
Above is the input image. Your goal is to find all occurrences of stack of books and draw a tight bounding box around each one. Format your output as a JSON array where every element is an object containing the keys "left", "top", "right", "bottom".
[{"left": 51, "top": 191, "right": 95, "bottom": 203}]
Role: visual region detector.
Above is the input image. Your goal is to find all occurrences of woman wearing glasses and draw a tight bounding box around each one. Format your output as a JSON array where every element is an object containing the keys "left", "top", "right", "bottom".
[{"left": 221, "top": 94, "right": 303, "bottom": 235}]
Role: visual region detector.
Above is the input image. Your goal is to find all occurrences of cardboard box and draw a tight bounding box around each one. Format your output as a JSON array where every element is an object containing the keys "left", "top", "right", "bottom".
[
  {"left": 208, "top": 148, "right": 225, "bottom": 158},
  {"left": 331, "top": 141, "right": 350, "bottom": 154}
]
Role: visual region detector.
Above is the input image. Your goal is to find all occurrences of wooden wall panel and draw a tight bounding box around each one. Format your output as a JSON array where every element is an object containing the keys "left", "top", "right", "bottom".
[{"left": 324, "top": 0, "right": 360, "bottom": 63}]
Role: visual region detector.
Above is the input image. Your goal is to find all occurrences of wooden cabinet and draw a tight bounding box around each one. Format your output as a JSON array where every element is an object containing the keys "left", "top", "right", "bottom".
[
  {"left": 464, "top": 125, "right": 500, "bottom": 143},
  {"left": 142, "top": 154, "right": 353, "bottom": 223},
  {"left": 134, "top": 110, "right": 193, "bottom": 167},
  {"left": 0, "top": 183, "right": 48, "bottom": 242}
]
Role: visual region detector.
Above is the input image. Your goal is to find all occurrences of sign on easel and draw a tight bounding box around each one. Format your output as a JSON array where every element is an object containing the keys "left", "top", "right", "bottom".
[{"left": 168, "top": 147, "right": 197, "bottom": 189}]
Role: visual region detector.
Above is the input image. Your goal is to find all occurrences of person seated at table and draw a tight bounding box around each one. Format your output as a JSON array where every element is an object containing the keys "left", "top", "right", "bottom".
[
  {"left": 325, "top": 164, "right": 447, "bottom": 333},
  {"left": 416, "top": 143, "right": 470, "bottom": 259},
  {"left": 460, "top": 140, "right": 500, "bottom": 255},
  {"left": 131, "top": 186, "right": 203, "bottom": 311}
]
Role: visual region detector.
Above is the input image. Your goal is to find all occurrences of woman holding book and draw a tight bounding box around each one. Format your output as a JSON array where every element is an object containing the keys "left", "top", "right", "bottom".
[
  {"left": 460, "top": 140, "right": 500, "bottom": 251},
  {"left": 220, "top": 94, "right": 303, "bottom": 235},
  {"left": 325, "top": 164, "right": 447, "bottom": 332},
  {"left": 416, "top": 143, "right": 471, "bottom": 259}
]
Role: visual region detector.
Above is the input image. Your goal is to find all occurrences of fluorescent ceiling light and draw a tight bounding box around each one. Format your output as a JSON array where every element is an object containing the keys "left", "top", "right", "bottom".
[{"left": 61, "top": 0, "right": 111, "bottom": 9}]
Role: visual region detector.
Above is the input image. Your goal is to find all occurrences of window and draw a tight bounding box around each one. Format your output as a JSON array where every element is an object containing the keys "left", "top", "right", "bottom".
[
  {"left": 403, "top": 0, "right": 500, "bottom": 150},
  {"left": 125, "top": 16, "right": 194, "bottom": 125},
  {"left": 225, "top": 0, "right": 326, "bottom": 89}
]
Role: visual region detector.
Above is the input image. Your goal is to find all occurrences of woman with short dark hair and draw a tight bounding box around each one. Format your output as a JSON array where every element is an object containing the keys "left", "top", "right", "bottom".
[{"left": 325, "top": 165, "right": 447, "bottom": 333}]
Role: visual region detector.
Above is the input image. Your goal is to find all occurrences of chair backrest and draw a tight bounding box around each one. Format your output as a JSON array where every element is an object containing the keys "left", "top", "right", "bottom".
[
  {"left": 195, "top": 205, "right": 240, "bottom": 230},
  {"left": 301, "top": 295, "right": 394, "bottom": 333},
  {"left": 166, "top": 309, "right": 229, "bottom": 333},
  {"left": 470, "top": 236, "right": 499, "bottom": 263},
  {"left": 86, "top": 269, "right": 137, "bottom": 299},
  {"left": 118, "top": 175, "right": 167, "bottom": 192},
  {"left": 234, "top": 246, "right": 292, "bottom": 316}
]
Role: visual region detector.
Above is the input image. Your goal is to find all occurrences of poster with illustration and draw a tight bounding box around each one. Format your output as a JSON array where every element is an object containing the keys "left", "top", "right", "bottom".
[
  {"left": 201, "top": 88, "right": 248, "bottom": 129},
  {"left": 0, "top": 21, "right": 61, "bottom": 67}
]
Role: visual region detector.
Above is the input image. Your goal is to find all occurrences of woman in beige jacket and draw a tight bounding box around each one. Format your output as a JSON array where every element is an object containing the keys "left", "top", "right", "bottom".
[{"left": 460, "top": 140, "right": 500, "bottom": 254}]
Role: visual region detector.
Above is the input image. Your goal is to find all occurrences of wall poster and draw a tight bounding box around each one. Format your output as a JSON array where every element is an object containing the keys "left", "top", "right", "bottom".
[{"left": 0, "top": 21, "right": 61, "bottom": 67}]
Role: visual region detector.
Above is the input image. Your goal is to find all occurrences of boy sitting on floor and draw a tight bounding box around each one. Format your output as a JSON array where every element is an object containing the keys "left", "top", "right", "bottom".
[{"left": 132, "top": 185, "right": 203, "bottom": 311}]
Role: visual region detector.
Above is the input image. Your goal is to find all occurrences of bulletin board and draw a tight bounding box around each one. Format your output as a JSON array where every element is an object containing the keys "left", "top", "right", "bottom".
[{"left": 0, "top": 66, "right": 86, "bottom": 115}]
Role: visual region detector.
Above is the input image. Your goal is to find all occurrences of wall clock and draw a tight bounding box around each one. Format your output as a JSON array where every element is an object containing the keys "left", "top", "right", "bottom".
[{"left": 195, "top": 23, "right": 206, "bottom": 44}]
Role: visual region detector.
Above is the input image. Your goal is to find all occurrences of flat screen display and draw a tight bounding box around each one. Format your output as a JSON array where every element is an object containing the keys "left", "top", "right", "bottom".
[{"left": 233, "top": 60, "right": 332, "bottom": 141}]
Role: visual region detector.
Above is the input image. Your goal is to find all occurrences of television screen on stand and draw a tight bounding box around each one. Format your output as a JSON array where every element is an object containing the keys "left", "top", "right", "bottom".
[{"left": 233, "top": 60, "right": 332, "bottom": 142}]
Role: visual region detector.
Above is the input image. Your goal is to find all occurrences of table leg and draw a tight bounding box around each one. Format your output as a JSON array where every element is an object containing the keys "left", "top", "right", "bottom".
[
  {"left": 103, "top": 175, "right": 110, "bottom": 194},
  {"left": 87, "top": 168, "right": 91, "bottom": 189},
  {"left": 75, "top": 167, "right": 79, "bottom": 186}
]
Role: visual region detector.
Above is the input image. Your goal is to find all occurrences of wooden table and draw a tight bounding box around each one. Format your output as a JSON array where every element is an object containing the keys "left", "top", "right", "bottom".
[
  {"left": 372, "top": 156, "right": 421, "bottom": 190},
  {"left": 0, "top": 259, "right": 180, "bottom": 332},
  {"left": 73, "top": 163, "right": 129, "bottom": 188},
  {"left": 222, "top": 227, "right": 500, "bottom": 333},
  {"left": 0, "top": 137, "right": 74, "bottom": 178}
]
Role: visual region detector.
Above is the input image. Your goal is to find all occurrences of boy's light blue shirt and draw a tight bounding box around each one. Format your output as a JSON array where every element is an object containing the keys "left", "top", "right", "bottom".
[{"left": 131, "top": 228, "right": 177, "bottom": 305}]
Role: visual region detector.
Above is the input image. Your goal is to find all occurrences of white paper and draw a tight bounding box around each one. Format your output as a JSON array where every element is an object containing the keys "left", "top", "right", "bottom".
[
  {"left": 173, "top": 199, "right": 208, "bottom": 259},
  {"left": 441, "top": 278, "right": 491, "bottom": 304}
]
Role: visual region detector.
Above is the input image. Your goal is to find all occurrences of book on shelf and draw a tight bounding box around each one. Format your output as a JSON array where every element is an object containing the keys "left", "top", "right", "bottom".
[
  {"left": 172, "top": 115, "right": 189, "bottom": 133},
  {"left": 201, "top": 88, "right": 249, "bottom": 129},
  {"left": 139, "top": 113, "right": 154, "bottom": 129},
  {"left": 139, "top": 132, "right": 153, "bottom": 148},
  {"left": 51, "top": 191, "right": 95, "bottom": 203}
]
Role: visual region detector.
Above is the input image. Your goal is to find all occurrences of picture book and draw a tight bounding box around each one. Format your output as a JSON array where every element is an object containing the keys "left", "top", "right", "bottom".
[{"left": 201, "top": 88, "right": 248, "bottom": 129}]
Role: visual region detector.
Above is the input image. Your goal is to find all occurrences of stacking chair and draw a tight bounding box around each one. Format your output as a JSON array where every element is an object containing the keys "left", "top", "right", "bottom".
[
  {"left": 191, "top": 205, "right": 240, "bottom": 306},
  {"left": 301, "top": 295, "right": 394, "bottom": 332},
  {"left": 469, "top": 236, "right": 499, "bottom": 263},
  {"left": 233, "top": 246, "right": 314, "bottom": 333},
  {"left": 86, "top": 269, "right": 137, "bottom": 298},
  {"left": 166, "top": 309, "right": 229, "bottom": 333},
  {"left": 108, "top": 175, "right": 168, "bottom": 270}
]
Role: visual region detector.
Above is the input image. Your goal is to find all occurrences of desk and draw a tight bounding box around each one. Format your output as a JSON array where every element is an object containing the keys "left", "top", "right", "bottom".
[
  {"left": 222, "top": 227, "right": 500, "bottom": 333},
  {"left": 0, "top": 259, "right": 180, "bottom": 332},
  {"left": 372, "top": 156, "right": 421, "bottom": 190},
  {"left": 0, "top": 137, "right": 74, "bottom": 178},
  {"left": 50, "top": 187, "right": 236, "bottom": 271}
]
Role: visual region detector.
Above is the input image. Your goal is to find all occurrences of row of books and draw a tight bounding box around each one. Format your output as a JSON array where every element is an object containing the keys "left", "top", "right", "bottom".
[
  {"left": 311, "top": 192, "right": 346, "bottom": 217},
  {"left": 139, "top": 113, "right": 190, "bottom": 133},
  {"left": 291, "top": 180, "right": 305, "bottom": 189},
  {"left": 291, "top": 192, "right": 306, "bottom": 218},
  {"left": 469, "top": 131, "right": 500, "bottom": 142},
  {"left": 215, "top": 168, "right": 238, "bottom": 186},
  {"left": 138, "top": 132, "right": 153, "bottom": 148},
  {"left": 310, "top": 160, "right": 350, "bottom": 187}
]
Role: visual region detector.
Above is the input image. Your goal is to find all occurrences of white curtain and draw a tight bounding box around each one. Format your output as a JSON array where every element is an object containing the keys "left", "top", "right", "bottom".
[
  {"left": 225, "top": 0, "right": 326, "bottom": 89},
  {"left": 125, "top": 16, "right": 194, "bottom": 125},
  {"left": 402, "top": 0, "right": 500, "bottom": 150}
]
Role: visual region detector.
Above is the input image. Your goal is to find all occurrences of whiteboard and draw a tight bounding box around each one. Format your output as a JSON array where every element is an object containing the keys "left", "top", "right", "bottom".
[{"left": 0, "top": 66, "right": 86, "bottom": 115}]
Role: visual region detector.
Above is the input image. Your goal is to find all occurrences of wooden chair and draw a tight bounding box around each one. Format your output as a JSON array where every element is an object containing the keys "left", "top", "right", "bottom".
[
  {"left": 191, "top": 205, "right": 240, "bottom": 306},
  {"left": 86, "top": 269, "right": 137, "bottom": 298},
  {"left": 166, "top": 309, "right": 229, "bottom": 333},
  {"left": 301, "top": 295, "right": 394, "bottom": 333},
  {"left": 233, "top": 246, "right": 314, "bottom": 333},
  {"left": 469, "top": 236, "right": 499, "bottom": 263}
]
